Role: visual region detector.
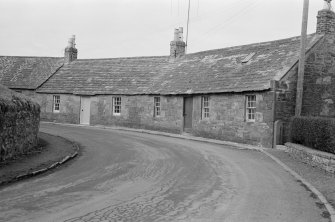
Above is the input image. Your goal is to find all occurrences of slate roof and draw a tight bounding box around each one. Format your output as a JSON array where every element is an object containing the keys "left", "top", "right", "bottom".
[
  {"left": 0, "top": 56, "right": 64, "bottom": 89},
  {"left": 37, "top": 34, "right": 323, "bottom": 95}
]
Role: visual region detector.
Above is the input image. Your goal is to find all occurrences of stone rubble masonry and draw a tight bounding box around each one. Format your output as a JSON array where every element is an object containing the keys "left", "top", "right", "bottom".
[
  {"left": 191, "top": 92, "right": 274, "bottom": 148},
  {"left": 40, "top": 94, "right": 80, "bottom": 124},
  {"left": 64, "top": 47, "right": 78, "bottom": 64},
  {"left": 16, "top": 92, "right": 80, "bottom": 124},
  {"left": 90, "top": 95, "right": 183, "bottom": 134},
  {"left": 284, "top": 142, "right": 335, "bottom": 174},
  {"left": 302, "top": 34, "right": 335, "bottom": 117},
  {"left": 32, "top": 91, "right": 274, "bottom": 147},
  {"left": 317, "top": 9, "right": 335, "bottom": 35},
  {"left": 0, "top": 85, "right": 40, "bottom": 162},
  {"left": 274, "top": 33, "right": 335, "bottom": 144},
  {"left": 170, "top": 41, "right": 186, "bottom": 59}
]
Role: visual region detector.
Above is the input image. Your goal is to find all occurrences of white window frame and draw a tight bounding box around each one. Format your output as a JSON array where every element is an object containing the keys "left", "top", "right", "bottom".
[
  {"left": 154, "top": 97, "right": 161, "bottom": 117},
  {"left": 53, "top": 95, "right": 60, "bottom": 113},
  {"left": 202, "top": 96, "right": 210, "bottom": 119},
  {"left": 246, "top": 95, "right": 256, "bottom": 122},
  {"left": 112, "top": 97, "right": 121, "bottom": 116}
]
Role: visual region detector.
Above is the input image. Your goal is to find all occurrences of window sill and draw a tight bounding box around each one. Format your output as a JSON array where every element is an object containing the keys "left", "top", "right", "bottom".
[{"left": 246, "top": 120, "right": 255, "bottom": 123}]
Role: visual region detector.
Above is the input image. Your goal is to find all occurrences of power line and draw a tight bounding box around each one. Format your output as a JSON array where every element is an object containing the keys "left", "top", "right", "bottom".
[
  {"left": 197, "top": 0, "right": 199, "bottom": 16},
  {"left": 166, "top": 0, "right": 245, "bottom": 35},
  {"left": 191, "top": 0, "right": 262, "bottom": 46},
  {"left": 178, "top": 0, "right": 180, "bottom": 16}
]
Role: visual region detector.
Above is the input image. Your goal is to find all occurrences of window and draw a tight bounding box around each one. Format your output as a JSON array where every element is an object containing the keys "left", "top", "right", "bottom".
[
  {"left": 246, "top": 95, "right": 256, "bottom": 122},
  {"left": 113, "top": 97, "right": 121, "bottom": 115},
  {"left": 53, "top": 95, "right": 60, "bottom": 113},
  {"left": 241, "top": 52, "right": 256, "bottom": 64},
  {"left": 202, "top": 96, "right": 210, "bottom": 119},
  {"left": 154, "top": 97, "right": 161, "bottom": 117}
]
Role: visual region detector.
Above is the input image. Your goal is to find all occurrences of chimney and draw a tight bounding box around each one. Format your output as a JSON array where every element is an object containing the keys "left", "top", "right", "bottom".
[
  {"left": 170, "top": 27, "right": 186, "bottom": 59},
  {"left": 316, "top": 0, "right": 335, "bottom": 34},
  {"left": 64, "top": 35, "right": 78, "bottom": 64}
]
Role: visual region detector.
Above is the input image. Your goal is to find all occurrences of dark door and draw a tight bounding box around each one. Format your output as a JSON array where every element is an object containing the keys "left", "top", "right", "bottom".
[{"left": 183, "top": 97, "right": 193, "bottom": 130}]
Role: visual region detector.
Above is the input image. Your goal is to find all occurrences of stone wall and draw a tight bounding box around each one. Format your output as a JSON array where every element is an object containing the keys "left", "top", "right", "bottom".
[
  {"left": 37, "top": 92, "right": 276, "bottom": 147},
  {"left": 35, "top": 93, "right": 80, "bottom": 124},
  {"left": 0, "top": 85, "right": 40, "bottom": 161},
  {"left": 302, "top": 34, "right": 335, "bottom": 118},
  {"left": 284, "top": 142, "right": 335, "bottom": 174},
  {"left": 91, "top": 95, "right": 183, "bottom": 134},
  {"left": 273, "top": 34, "right": 335, "bottom": 144},
  {"left": 191, "top": 92, "right": 274, "bottom": 148},
  {"left": 316, "top": 9, "right": 335, "bottom": 35}
]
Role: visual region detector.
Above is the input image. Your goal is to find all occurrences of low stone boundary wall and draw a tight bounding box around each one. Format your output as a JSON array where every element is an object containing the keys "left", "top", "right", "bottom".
[
  {"left": 283, "top": 142, "right": 335, "bottom": 174},
  {"left": 0, "top": 85, "right": 40, "bottom": 161}
]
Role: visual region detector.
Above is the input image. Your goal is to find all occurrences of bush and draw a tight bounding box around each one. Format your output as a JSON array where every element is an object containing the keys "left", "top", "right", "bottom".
[{"left": 290, "top": 116, "right": 335, "bottom": 154}]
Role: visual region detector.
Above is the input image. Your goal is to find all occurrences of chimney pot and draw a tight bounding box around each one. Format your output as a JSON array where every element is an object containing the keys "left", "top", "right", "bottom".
[
  {"left": 178, "top": 27, "right": 184, "bottom": 41},
  {"left": 71, "top": 35, "right": 76, "bottom": 48},
  {"left": 67, "top": 38, "right": 73, "bottom": 48},
  {"left": 324, "top": 0, "right": 332, "bottom": 10},
  {"left": 174, "top": 29, "right": 179, "bottom": 41}
]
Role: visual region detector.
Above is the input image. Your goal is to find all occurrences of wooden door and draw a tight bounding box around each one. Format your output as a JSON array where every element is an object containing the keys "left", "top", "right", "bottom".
[
  {"left": 183, "top": 97, "right": 193, "bottom": 130},
  {"left": 80, "top": 96, "right": 91, "bottom": 125}
]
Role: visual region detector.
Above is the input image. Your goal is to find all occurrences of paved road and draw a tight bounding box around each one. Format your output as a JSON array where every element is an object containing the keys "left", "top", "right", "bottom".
[{"left": 0, "top": 124, "right": 329, "bottom": 222}]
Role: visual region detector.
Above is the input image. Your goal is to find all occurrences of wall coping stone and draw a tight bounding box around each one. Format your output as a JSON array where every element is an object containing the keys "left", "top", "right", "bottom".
[
  {"left": 285, "top": 142, "right": 335, "bottom": 159},
  {"left": 284, "top": 142, "right": 335, "bottom": 174}
]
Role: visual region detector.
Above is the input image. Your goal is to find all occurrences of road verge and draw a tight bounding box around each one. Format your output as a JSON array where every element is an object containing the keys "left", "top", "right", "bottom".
[{"left": 0, "top": 132, "right": 79, "bottom": 187}]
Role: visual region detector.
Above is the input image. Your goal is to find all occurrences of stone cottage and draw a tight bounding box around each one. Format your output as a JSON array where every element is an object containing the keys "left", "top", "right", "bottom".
[{"left": 1, "top": 3, "right": 335, "bottom": 148}]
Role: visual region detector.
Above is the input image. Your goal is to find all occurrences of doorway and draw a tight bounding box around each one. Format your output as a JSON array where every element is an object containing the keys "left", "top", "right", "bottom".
[
  {"left": 183, "top": 97, "right": 193, "bottom": 131},
  {"left": 80, "top": 96, "right": 91, "bottom": 125}
]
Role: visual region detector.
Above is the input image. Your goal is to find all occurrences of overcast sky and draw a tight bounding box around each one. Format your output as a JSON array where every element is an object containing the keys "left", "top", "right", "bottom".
[{"left": 0, "top": 0, "right": 327, "bottom": 59}]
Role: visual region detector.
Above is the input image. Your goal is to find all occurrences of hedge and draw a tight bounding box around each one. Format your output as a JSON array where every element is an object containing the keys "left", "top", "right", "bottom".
[{"left": 290, "top": 116, "right": 335, "bottom": 154}]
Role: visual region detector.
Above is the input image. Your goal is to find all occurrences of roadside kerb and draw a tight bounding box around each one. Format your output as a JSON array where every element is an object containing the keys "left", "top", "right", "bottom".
[
  {"left": 0, "top": 140, "right": 79, "bottom": 187},
  {"left": 262, "top": 149, "right": 335, "bottom": 222},
  {"left": 42, "top": 121, "right": 335, "bottom": 221}
]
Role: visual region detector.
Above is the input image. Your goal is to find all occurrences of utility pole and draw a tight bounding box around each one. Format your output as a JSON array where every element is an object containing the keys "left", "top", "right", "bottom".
[
  {"left": 295, "top": 0, "right": 309, "bottom": 116},
  {"left": 185, "top": 0, "right": 191, "bottom": 53}
]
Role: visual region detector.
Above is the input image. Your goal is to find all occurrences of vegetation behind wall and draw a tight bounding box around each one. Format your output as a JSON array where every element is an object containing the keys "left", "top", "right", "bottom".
[
  {"left": 290, "top": 116, "right": 335, "bottom": 154},
  {"left": 0, "top": 85, "right": 40, "bottom": 162}
]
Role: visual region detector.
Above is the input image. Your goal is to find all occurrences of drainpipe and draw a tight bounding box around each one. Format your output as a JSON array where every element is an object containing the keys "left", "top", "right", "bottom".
[{"left": 271, "top": 80, "right": 277, "bottom": 148}]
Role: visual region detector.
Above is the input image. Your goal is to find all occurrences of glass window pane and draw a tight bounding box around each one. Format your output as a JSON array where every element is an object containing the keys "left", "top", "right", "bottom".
[
  {"left": 202, "top": 96, "right": 210, "bottom": 119},
  {"left": 154, "top": 97, "right": 161, "bottom": 117}
]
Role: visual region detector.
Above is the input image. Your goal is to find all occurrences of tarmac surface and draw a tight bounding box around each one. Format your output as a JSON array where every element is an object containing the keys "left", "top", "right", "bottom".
[{"left": 0, "top": 123, "right": 330, "bottom": 222}]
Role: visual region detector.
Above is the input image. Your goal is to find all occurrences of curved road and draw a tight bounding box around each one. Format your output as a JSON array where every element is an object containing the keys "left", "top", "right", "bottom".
[{"left": 0, "top": 124, "right": 329, "bottom": 222}]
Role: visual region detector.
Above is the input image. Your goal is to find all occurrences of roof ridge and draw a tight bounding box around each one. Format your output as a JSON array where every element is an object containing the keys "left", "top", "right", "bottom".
[
  {"left": 0, "top": 56, "right": 63, "bottom": 59},
  {"left": 77, "top": 55, "right": 169, "bottom": 61},
  {"left": 186, "top": 33, "right": 323, "bottom": 57}
]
